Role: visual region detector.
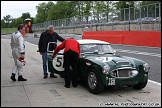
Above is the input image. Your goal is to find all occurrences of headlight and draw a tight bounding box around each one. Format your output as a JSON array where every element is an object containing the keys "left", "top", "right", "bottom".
[
  {"left": 143, "top": 63, "right": 150, "bottom": 72},
  {"left": 102, "top": 64, "right": 110, "bottom": 75},
  {"left": 129, "top": 70, "right": 138, "bottom": 77}
]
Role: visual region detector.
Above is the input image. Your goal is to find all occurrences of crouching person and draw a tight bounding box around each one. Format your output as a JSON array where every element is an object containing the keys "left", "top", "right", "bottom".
[{"left": 52, "top": 38, "right": 80, "bottom": 88}]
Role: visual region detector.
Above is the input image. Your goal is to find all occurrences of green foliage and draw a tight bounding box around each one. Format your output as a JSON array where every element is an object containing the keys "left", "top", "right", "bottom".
[
  {"left": 1, "top": 19, "right": 6, "bottom": 28},
  {"left": 10, "top": 17, "right": 23, "bottom": 28},
  {"left": 34, "top": 2, "right": 54, "bottom": 23},
  {"left": 1, "top": 28, "right": 17, "bottom": 34},
  {"left": 21, "top": 12, "right": 31, "bottom": 22},
  {"left": 3, "top": 15, "right": 13, "bottom": 23},
  {"left": 35, "top": 2, "right": 47, "bottom": 23}
]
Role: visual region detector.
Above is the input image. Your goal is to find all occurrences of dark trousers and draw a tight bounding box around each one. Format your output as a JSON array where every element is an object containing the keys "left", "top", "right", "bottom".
[
  {"left": 64, "top": 49, "right": 78, "bottom": 86},
  {"left": 42, "top": 51, "right": 54, "bottom": 76},
  {"left": 42, "top": 52, "right": 48, "bottom": 75}
]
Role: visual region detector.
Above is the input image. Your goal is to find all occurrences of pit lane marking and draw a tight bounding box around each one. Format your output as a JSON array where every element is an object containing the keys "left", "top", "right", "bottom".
[{"left": 114, "top": 49, "right": 161, "bottom": 57}]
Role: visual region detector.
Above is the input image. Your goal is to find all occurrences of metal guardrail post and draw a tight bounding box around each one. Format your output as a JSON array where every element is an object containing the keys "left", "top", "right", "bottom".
[
  {"left": 59, "top": 19, "right": 60, "bottom": 33},
  {"left": 91, "top": 15, "right": 92, "bottom": 31},
  {"left": 155, "top": 3, "right": 156, "bottom": 18},
  {"left": 134, "top": 7, "right": 135, "bottom": 21},
  {"left": 65, "top": 18, "right": 66, "bottom": 34},
  {"left": 140, "top": 8, "right": 142, "bottom": 30},
  {"left": 129, "top": 6, "right": 130, "bottom": 31},
  {"left": 159, "top": 3, "right": 161, "bottom": 31},
  {"left": 124, "top": 8, "right": 125, "bottom": 22}
]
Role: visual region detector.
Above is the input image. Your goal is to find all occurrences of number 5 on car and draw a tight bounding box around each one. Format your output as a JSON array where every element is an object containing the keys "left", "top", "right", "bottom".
[{"left": 53, "top": 55, "right": 64, "bottom": 71}]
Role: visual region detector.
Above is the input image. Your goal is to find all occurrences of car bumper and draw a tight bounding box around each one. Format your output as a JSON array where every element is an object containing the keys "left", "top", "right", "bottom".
[{"left": 102, "top": 73, "right": 148, "bottom": 87}]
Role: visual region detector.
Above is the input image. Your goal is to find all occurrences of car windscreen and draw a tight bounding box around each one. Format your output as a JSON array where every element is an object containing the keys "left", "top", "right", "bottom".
[{"left": 80, "top": 44, "right": 114, "bottom": 54}]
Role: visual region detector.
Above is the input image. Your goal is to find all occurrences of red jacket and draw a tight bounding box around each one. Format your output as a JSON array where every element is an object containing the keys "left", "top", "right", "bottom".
[{"left": 52, "top": 38, "right": 80, "bottom": 58}]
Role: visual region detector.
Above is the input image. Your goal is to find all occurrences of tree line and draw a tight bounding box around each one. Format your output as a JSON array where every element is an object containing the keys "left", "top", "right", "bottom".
[{"left": 1, "top": 1, "right": 161, "bottom": 28}]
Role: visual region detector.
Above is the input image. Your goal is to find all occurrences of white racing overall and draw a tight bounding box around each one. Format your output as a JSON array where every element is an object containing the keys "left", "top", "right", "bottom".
[{"left": 10, "top": 31, "right": 25, "bottom": 76}]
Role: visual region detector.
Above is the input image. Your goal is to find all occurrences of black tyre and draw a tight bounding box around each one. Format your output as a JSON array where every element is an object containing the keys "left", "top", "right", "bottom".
[
  {"left": 106, "top": 85, "right": 117, "bottom": 90},
  {"left": 87, "top": 68, "right": 104, "bottom": 94},
  {"left": 133, "top": 80, "right": 148, "bottom": 90}
]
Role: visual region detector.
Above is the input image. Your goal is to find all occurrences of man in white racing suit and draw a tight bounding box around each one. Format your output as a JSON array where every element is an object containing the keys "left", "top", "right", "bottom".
[{"left": 10, "top": 24, "right": 27, "bottom": 81}]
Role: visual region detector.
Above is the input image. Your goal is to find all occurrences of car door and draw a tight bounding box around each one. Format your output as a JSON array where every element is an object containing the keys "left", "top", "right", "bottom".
[{"left": 47, "top": 42, "right": 65, "bottom": 76}]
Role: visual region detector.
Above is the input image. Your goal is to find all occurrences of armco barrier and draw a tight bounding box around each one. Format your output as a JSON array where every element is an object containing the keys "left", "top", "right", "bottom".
[{"left": 82, "top": 31, "right": 161, "bottom": 48}]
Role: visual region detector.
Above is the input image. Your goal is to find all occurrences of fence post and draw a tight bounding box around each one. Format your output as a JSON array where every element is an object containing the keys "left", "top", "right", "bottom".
[
  {"left": 159, "top": 3, "right": 161, "bottom": 17},
  {"left": 91, "top": 14, "right": 92, "bottom": 31},
  {"left": 159, "top": 3, "right": 161, "bottom": 31},
  {"left": 58, "top": 19, "right": 60, "bottom": 33},
  {"left": 140, "top": 7, "right": 142, "bottom": 30},
  {"left": 134, "top": 7, "right": 135, "bottom": 20},
  {"left": 147, "top": 5, "right": 148, "bottom": 17},
  {"left": 82, "top": 16, "right": 83, "bottom": 33},
  {"left": 155, "top": 3, "right": 156, "bottom": 18},
  {"left": 124, "top": 8, "right": 125, "bottom": 21},
  {"left": 64, "top": 19, "right": 66, "bottom": 36},
  {"left": 120, "top": 9, "right": 122, "bottom": 21},
  {"left": 129, "top": 6, "right": 130, "bottom": 31}
]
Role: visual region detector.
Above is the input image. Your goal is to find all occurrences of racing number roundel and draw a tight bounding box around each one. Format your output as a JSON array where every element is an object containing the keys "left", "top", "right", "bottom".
[{"left": 52, "top": 55, "right": 65, "bottom": 71}]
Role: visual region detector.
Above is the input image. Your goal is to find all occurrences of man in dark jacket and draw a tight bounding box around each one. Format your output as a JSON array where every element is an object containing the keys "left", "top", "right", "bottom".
[
  {"left": 38, "top": 25, "right": 65, "bottom": 79},
  {"left": 52, "top": 38, "right": 80, "bottom": 88}
]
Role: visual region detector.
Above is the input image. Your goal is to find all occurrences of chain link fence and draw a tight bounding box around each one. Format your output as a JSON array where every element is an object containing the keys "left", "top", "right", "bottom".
[{"left": 32, "top": 3, "right": 161, "bottom": 34}]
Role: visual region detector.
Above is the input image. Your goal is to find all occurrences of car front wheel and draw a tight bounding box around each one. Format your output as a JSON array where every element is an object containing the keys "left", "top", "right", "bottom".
[
  {"left": 87, "top": 68, "right": 104, "bottom": 94},
  {"left": 133, "top": 80, "right": 148, "bottom": 90}
]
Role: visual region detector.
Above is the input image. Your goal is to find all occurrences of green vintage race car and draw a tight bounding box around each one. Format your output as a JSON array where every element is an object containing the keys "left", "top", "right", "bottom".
[{"left": 47, "top": 39, "right": 150, "bottom": 94}]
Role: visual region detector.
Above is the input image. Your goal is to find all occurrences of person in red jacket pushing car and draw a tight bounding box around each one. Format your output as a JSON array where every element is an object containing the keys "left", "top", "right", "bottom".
[{"left": 52, "top": 38, "right": 80, "bottom": 88}]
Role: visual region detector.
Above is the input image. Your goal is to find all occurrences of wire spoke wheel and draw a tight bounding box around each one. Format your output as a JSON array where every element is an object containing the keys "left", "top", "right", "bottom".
[{"left": 88, "top": 72, "right": 97, "bottom": 89}]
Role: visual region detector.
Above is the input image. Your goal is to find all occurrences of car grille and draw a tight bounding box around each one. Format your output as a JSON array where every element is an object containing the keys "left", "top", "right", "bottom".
[
  {"left": 116, "top": 61, "right": 130, "bottom": 66},
  {"left": 111, "top": 68, "right": 136, "bottom": 77}
]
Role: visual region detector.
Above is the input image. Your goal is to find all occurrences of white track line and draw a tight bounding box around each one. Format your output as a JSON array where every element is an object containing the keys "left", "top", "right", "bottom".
[
  {"left": 112, "top": 44, "right": 161, "bottom": 49},
  {"left": 115, "top": 49, "right": 161, "bottom": 57},
  {"left": 148, "top": 80, "right": 161, "bottom": 86},
  {"left": 25, "top": 41, "right": 161, "bottom": 86},
  {"left": 25, "top": 41, "right": 37, "bottom": 46}
]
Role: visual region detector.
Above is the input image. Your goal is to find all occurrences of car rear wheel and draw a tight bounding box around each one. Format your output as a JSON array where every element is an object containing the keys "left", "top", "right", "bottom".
[
  {"left": 133, "top": 80, "right": 148, "bottom": 90},
  {"left": 87, "top": 68, "right": 104, "bottom": 94}
]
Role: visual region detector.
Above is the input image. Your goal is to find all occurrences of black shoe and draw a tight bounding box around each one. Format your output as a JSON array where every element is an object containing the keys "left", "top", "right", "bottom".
[
  {"left": 50, "top": 74, "right": 57, "bottom": 78},
  {"left": 73, "top": 85, "right": 77, "bottom": 88},
  {"left": 10, "top": 73, "right": 16, "bottom": 81},
  {"left": 64, "top": 85, "right": 70, "bottom": 88},
  {"left": 43, "top": 75, "right": 48, "bottom": 79},
  {"left": 18, "top": 76, "right": 27, "bottom": 81},
  {"left": 72, "top": 82, "right": 77, "bottom": 88}
]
